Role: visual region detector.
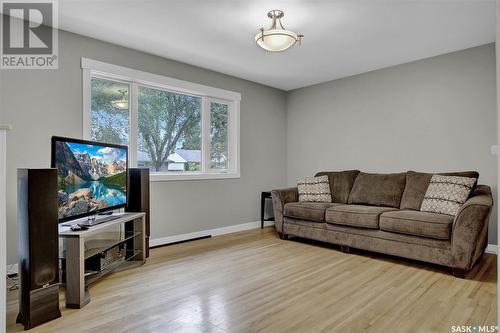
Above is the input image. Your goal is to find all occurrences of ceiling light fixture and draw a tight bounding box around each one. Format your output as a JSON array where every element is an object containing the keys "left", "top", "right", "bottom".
[
  {"left": 111, "top": 89, "right": 129, "bottom": 110},
  {"left": 255, "top": 9, "right": 303, "bottom": 52}
]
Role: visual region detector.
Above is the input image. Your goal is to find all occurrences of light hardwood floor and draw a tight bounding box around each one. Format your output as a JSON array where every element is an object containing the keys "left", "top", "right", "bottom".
[{"left": 7, "top": 227, "right": 497, "bottom": 333}]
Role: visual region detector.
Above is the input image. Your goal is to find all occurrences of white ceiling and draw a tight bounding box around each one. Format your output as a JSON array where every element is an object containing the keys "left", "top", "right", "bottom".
[{"left": 57, "top": 0, "right": 495, "bottom": 91}]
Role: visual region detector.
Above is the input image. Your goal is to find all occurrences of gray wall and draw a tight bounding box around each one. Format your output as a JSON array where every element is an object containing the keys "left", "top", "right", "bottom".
[
  {"left": 286, "top": 44, "right": 497, "bottom": 245},
  {"left": 0, "top": 30, "right": 287, "bottom": 265},
  {"left": 1, "top": 29, "right": 497, "bottom": 265}
]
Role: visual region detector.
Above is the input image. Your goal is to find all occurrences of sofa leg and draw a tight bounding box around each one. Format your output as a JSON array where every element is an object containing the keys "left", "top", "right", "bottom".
[
  {"left": 340, "top": 245, "right": 350, "bottom": 254},
  {"left": 452, "top": 268, "right": 467, "bottom": 279},
  {"left": 278, "top": 232, "right": 288, "bottom": 240}
]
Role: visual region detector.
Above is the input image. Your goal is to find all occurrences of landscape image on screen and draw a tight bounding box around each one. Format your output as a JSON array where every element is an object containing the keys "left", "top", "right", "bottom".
[{"left": 54, "top": 140, "right": 127, "bottom": 220}]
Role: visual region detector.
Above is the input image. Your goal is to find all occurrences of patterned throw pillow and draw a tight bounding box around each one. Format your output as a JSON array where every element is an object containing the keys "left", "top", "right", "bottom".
[
  {"left": 297, "top": 175, "right": 332, "bottom": 202},
  {"left": 420, "top": 175, "right": 476, "bottom": 216}
]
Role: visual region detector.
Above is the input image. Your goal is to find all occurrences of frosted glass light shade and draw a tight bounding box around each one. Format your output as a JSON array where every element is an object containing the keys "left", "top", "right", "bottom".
[
  {"left": 111, "top": 100, "right": 129, "bottom": 110},
  {"left": 255, "top": 29, "right": 298, "bottom": 52}
]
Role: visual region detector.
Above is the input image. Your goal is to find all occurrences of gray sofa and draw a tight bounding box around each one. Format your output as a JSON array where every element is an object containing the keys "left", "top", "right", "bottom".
[{"left": 271, "top": 170, "right": 493, "bottom": 278}]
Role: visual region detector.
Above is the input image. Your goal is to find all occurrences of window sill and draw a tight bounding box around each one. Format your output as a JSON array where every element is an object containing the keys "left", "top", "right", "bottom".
[{"left": 149, "top": 172, "right": 240, "bottom": 182}]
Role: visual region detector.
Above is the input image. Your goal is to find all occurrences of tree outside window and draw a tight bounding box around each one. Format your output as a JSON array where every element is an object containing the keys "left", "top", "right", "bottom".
[
  {"left": 210, "top": 102, "right": 229, "bottom": 170},
  {"left": 137, "top": 86, "right": 201, "bottom": 172}
]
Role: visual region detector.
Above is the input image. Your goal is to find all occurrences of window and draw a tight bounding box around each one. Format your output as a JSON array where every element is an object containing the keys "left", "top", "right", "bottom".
[{"left": 83, "top": 58, "right": 240, "bottom": 181}]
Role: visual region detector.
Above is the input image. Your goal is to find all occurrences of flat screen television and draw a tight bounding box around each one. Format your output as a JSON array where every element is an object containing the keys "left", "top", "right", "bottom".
[{"left": 51, "top": 136, "right": 128, "bottom": 223}]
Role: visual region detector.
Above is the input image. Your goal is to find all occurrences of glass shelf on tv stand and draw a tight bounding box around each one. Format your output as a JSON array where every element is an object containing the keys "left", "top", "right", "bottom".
[
  {"left": 60, "top": 213, "right": 121, "bottom": 227},
  {"left": 82, "top": 230, "right": 143, "bottom": 259}
]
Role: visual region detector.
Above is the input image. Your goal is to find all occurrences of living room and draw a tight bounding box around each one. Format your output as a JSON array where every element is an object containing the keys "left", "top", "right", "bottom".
[{"left": 0, "top": 1, "right": 498, "bottom": 332}]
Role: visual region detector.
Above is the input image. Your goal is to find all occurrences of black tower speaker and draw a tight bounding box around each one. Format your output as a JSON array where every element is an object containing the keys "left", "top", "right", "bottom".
[
  {"left": 126, "top": 168, "right": 150, "bottom": 257},
  {"left": 17, "top": 169, "right": 61, "bottom": 330}
]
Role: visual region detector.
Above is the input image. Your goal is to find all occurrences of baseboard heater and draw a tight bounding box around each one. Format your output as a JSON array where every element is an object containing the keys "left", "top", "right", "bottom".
[{"left": 149, "top": 235, "right": 212, "bottom": 248}]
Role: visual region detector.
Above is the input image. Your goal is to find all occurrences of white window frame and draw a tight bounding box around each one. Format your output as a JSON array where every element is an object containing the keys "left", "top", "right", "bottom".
[{"left": 81, "top": 58, "right": 241, "bottom": 182}]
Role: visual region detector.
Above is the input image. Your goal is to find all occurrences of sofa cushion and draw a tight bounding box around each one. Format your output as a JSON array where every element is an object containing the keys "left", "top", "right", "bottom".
[
  {"left": 315, "top": 170, "right": 360, "bottom": 203},
  {"left": 400, "top": 171, "right": 479, "bottom": 210},
  {"left": 325, "top": 204, "right": 397, "bottom": 229},
  {"left": 379, "top": 210, "right": 454, "bottom": 240},
  {"left": 420, "top": 175, "right": 476, "bottom": 216},
  {"left": 284, "top": 202, "right": 339, "bottom": 222},
  {"left": 348, "top": 172, "right": 406, "bottom": 208},
  {"left": 297, "top": 175, "right": 332, "bottom": 202}
]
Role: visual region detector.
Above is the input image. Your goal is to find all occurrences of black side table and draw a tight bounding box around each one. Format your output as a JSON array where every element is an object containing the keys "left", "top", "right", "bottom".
[{"left": 261, "top": 191, "right": 275, "bottom": 229}]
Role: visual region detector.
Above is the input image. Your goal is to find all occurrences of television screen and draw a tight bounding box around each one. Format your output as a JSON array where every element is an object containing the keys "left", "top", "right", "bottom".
[{"left": 51, "top": 136, "right": 128, "bottom": 222}]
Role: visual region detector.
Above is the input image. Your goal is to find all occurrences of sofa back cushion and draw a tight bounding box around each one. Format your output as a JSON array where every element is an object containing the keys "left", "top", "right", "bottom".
[
  {"left": 348, "top": 172, "right": 406, "bottom": 208},
  {"left": 400, "top": 171, "right": 479, "bottom": 210},
  {"left": 315, "top": 170, "right": 360, "bottom": 203}
]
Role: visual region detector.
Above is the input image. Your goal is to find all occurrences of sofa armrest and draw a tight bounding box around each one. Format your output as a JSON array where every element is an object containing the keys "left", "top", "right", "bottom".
[
  {"left": 271, "top": 188, "right": 299, "bottom": 234},
  {"left": 451, "top": 185, "right": 493, "bottom": 270}
]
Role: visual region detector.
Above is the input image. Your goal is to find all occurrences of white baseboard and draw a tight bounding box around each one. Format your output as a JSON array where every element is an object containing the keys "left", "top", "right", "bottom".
[
  {"left": 485, "top": 244, "right": 498, "bottom": 254},
  {"left": 149, "top": 220, "right": 275, "bottom": 247}
]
